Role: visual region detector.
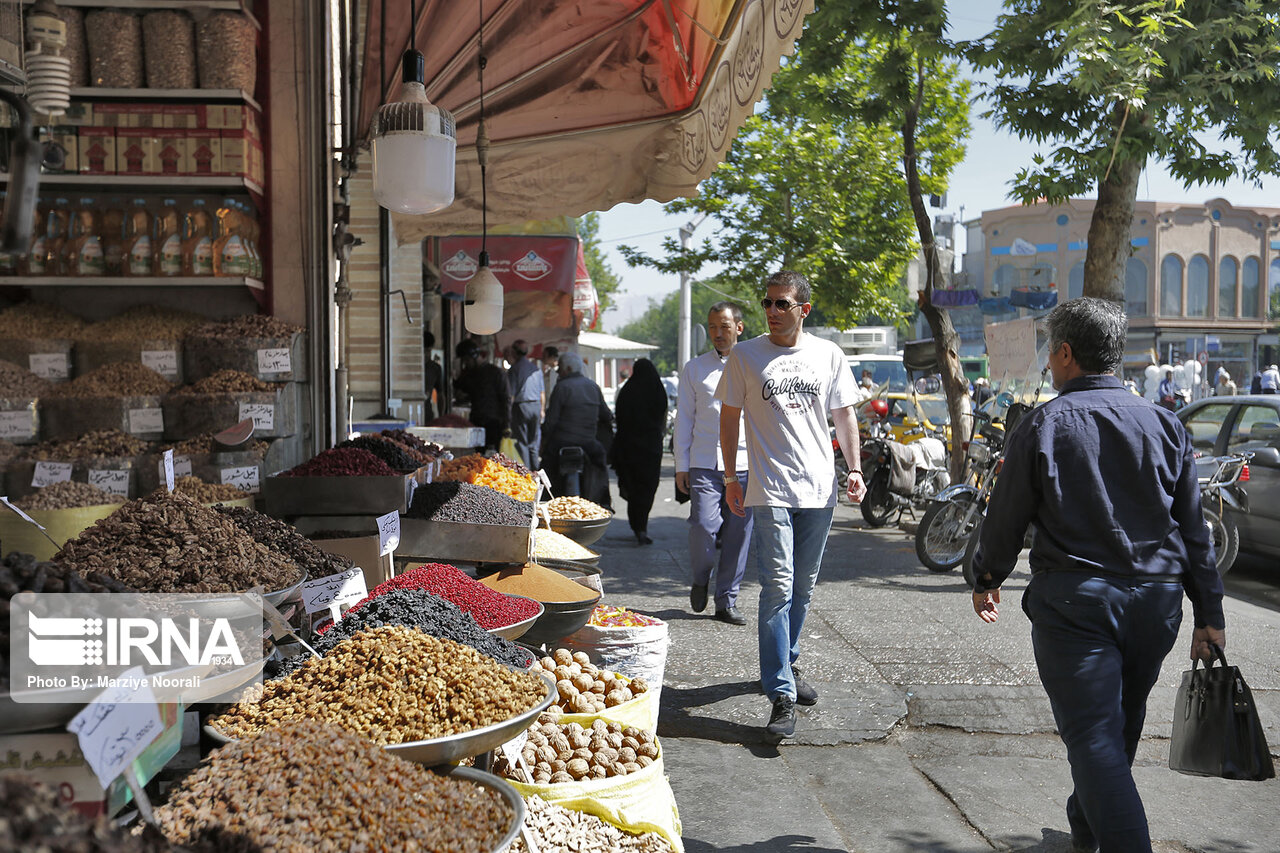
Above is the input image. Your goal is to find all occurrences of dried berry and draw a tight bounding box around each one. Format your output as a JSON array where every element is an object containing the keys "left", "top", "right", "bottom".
[
  {"left": 281, "top": 447, "right": 396, "bottom": 477},
  {"left": 408, "top": 481, "right": 532, "bottom": 525},
  {"left": 355, "top": 562, "right": 540, "bottom": 629}
]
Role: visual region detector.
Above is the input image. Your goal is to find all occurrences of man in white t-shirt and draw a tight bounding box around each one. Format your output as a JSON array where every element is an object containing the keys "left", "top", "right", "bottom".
[
  {"left": 716, "top": 271, "right": 866, "bottom": 741},
  {"left": 675, "top": 301, "right": 752, "bottom": 626}
]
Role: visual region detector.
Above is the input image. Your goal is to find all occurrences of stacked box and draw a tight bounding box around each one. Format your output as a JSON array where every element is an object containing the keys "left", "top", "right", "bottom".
[
  {"left": 188, "top": 129, "right": 221, "bottom": 175},
  {"left": 115, "top": 128, "right": 160, "bottom": 175},
  {"left": 77, "top": 128, "right": 115, "bottom": 174},
  {"left": 154, "top": 129, "right": 191, "bottom": 175}
]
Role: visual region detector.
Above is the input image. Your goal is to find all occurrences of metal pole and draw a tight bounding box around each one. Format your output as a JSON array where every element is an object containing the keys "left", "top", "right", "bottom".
[
  {"left": 678, "top": 223, "right": 692, "bottom": 368},
  {"left": 380, "top": 206, "right": 393, "bottom": 415}
]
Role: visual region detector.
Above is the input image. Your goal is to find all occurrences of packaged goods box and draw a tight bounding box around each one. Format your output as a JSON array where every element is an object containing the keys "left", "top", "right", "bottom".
[
  {"left": 205, "top": 104, "right": 260, "bottom": 139},
  {"left": 115, "top": 129, "right": 160, "bottom": 176},
  {"left": 187, "top": 130, "right": 221, "bottom": 175},
  {"left": 220, "top": 130, "right": 263, "bottom": 183},
  {"left": 77, "top": 128, "right": 115, "bottom": 175},
  {"left": 154, "top": 130, "right": 191, "bottom": 175},
  {"left": 41, "top": 127, "right": 79, "bottom": 173}
]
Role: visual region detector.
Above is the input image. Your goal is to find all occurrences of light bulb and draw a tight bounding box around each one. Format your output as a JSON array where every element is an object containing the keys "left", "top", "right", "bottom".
[
  {"left": 25, "top": 0, "right": 71, "bottom": 119},
  {"left": 371, "top": 50, "right": 456, "bottom": 215},
  {"left": 464, "top": 263, "right": 504, "bottom": 335}
]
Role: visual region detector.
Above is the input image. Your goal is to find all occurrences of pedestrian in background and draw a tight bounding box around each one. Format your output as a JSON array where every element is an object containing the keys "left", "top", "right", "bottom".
[
  {"left": 1261, "top": 363, "right": 1280, "bottom": 394},
  {"left": 423, "top": 330, "right": 445, "bottom": 419},
  {"left": 718, "top": 271, "right": 865, "bottom": 740},
  {"left": 541, "top": 352, "right": 613, "bottom": 508},
  {"left": 541, "top": 346, "right": 560, "bottom": 408},
  {"left": 611, "top": 358, "right": 667, "bottom": 545},
  {"left": 507, "top": 339, "right": 544, "bottom": 470},
  {"left": 1250, "top": 367, "right": 1263, "bottom": 394},
  {"left": 1214, "top": 368, "right": 1236, "bottom": 396},
  {"left": 453, "top": 339, "right": 509, "bottom": 451},
  {"left": 676, "top": 302, "right": 752, "bottom": 625},
  {"left": 971, "top": 297, "right": 1225, "bottom": 853}
]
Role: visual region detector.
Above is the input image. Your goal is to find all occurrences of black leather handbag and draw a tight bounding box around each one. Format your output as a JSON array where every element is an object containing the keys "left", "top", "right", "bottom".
[{"left": 1169, "top": 645, "right": 1275, "bottom": 781}]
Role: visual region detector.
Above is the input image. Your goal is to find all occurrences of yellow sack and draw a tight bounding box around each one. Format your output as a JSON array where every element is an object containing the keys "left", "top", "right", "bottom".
[
  {"left": 509, "top": 733, "right": 682, "bottom": 853},
  {"left": 556, "top": 674, "right": 659, "bottom": 732},
  {"left": 499, "top": 435, "right": 520, "bottom": 461},
  {"left": 0, "top": 503, "right": 121, "bottom": 560}
]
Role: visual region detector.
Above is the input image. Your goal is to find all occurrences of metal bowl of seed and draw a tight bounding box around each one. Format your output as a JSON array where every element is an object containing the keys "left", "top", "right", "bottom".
[
  {"left": 205, "top": 668, "right": 558, "bottom": 767},
  {"left": 544, "top": 512, "right": 613, "bottom": 547},
  {"left": 432, "top": 765, "right": 527, "bottom": 853},
  {"left": 486, "top": 595, "right": 544, "bottom": 642}
]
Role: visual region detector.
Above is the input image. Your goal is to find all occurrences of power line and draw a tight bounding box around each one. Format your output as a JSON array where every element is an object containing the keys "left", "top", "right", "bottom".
[{"left": 597, "top": 227, "right": 680, "bottom": 244}]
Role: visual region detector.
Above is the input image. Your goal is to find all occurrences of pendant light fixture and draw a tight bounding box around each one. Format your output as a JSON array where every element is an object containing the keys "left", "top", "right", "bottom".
[
  {"left": 464, "top": 2, "right": 503, "bottom": 336},
  {"left": 370, "top": 0, "right": 456, "bottom": 214}
]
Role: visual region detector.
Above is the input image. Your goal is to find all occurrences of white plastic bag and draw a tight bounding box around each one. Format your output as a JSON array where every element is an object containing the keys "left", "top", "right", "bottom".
[{"left": 562, "top": 619, "right": 669, "bottom": 708}]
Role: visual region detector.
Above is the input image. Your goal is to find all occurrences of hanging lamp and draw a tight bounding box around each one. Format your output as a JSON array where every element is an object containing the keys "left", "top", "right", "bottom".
[
  {"left": 464, "top": 4, "right": 503, "bottom": 335},
  {"left": 370, "top": 0, "right": 455, "bottom": 214}
]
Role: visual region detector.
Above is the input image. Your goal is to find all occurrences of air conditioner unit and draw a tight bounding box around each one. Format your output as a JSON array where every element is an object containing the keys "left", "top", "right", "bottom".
[{"left": 849, "top": 329, "right": 888, "bottom": 347}]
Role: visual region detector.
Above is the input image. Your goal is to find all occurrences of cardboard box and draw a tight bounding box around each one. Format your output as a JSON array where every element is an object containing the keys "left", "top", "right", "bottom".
[
  {"left": 115, "top": 129, "right": 160, "bottom": 175},
  {"left": 187, "top": 130, "right": 221, "bottom": 175},
  {"left": 60, "top": 102, "right": 93, "bottom": 127},
  {"left": 41, "top": 127, "right": 79, "bottom": 173},
  {"left": 206, "top": 104, "right": 260, "bottom": 140},
  {"left": 249, "top": 136, "right": 264, "bottom": 186},
  {"left": 77, "top": 128, "right": 115, "bottom": 174},
  {"left": 154, "top": 130, "right": 191, "bottom": 175},
  {"left": 90, "top": 104, "right": 136, "bottom": 128},
  {"left": 127, "top": 104, "right": 167, "bottom": 129},
  {"left": 164, "top": 104, "right": 200, "bottom": 129},
  {"left": 220, "top": 129, "right": 250, "bottom": 178},
  {"left": 310, "top": 534, "right": 394, "bottom": 590}
]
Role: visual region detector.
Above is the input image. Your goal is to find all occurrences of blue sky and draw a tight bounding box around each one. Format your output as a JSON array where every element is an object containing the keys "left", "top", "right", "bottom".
[{"left": 595, "top": 0, "right": 1280, "bottom": 331}]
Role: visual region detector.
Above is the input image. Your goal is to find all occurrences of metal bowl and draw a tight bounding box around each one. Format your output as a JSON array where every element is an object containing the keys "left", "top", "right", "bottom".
[
  {"left": 544, "top": 513, "right": 613, "bottom": 546},
  {"left": 205, "top": 669, "right": 556, "bottom": 766},
  {"left": 518, "top": 592, "right": 602, "bottom": 648},
  {"left": 486, "top": 595, "right": 544, "bottom": 642},
  {"left": 431, "top": 765, "right": 526, "bottom": 853}
]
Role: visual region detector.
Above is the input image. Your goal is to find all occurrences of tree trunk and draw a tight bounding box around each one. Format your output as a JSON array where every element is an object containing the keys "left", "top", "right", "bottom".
[
  {"left": 1083, "top": 111, "right": 1143, "bottom": 302},
  {"left": 903, "top": 63, "right": 971, "bottom": 479}
]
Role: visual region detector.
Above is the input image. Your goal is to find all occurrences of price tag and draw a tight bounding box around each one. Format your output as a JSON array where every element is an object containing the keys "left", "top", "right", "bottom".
[
  {"left": 67, "top": 668, "right": 163, "bottom": 789},
  {"left": 31, "top": 461, "right": 72, "bottom": 488},
  {"left": 237, "top": 402, "right": 275, "bottom": 432},
  {"left": 0, "top": 410, "right": 35, "bottom": 440},
  {"left": 405, "top": 476, "right": 417, "bottom": 510},
  {"left": 1, "top": 495, "right": 46, "bottom": 529},
  {"left": 87, "top": 469, "right": 130, "bottom": 497},
  {"left": 376, "top": 510, "right": 400, "bottom": 556},
  {"left": 141, "top": 350, "right": 178, "bottom": 376},
  {"left": 128, "top": 408, "right": 164, "bottom": 434},
  {"left": 537, "top": 469, "right": 554, "bottom": 500},
  {"left": 28, "top": 353, "right": 69, "bottom": 380},
  {"left": 301, "top": 567, "right": 367, "bottom": 615},
  {"left": 220, "top": 466, "right": 260, "bottom": 494},
  {"left": 499, "top": 729, "right": 529, "bottom": 772},
  {"left": 173, "top": 454, "right": 193, "bottom": 478},
  {"left": 256, "top": 347, "right": 292, "bottom": 375},
  {"left": 161, "top": 450, "right": 175, "bottom": 492}
]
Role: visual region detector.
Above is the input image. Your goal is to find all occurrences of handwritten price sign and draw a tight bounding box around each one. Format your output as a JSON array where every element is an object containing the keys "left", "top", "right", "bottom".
[
  {"left": 256, "top": 348, "right": 292, "bottom": 375},
  {"left": 237, "top": 402, "right": 275, "bottom": 432},
  {"left": 31, "top": 461, "right": 72, "bottom": 488},
  {"left": 87, "top": 469, "right": 130, "bottom": 497},
  {"left": 28, "top": 353, "right": 69, "bottom": 380},
  {"left": 220, "top": 466, "right": 260, "bottom": 494},
  {"left": 301, "top": 567, "right": 367, "bottom": 615},
  {"left": 67, "top": 668, "right": 163, "bottom": 789},
  {"left": 141, "top": 350, "right": 178, "bottom": 376},
  {"left": 376, "top": 510, "right": 400, "bottom": 556},
  {"left": 128, "top": 408, "right": 164, "bottom": 434},
  {"left": 173, "top": 455, "right": 193, "bottom": 478},
  {"left": 0, "top": 410, "right": 35, "bottom": 440}
]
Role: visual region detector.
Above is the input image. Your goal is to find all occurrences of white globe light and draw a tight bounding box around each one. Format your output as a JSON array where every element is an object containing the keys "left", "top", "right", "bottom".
[
  {"left": 465, "top": 264, "right": 504, "bottom": 335},
  {"left": 370, "top": 51, "right": 456, "bottom": 215}
]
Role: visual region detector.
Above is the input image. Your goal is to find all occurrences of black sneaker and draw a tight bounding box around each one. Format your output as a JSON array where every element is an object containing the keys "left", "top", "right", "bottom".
[
  {"left": 792, "top": 666, "right": 818, "bottom": 706},
  {"left": 690, "top": 584, "right": 708, "bottom": 613},
  {"left": 766, "top": 696, "right": 796, "bottom": 740}
]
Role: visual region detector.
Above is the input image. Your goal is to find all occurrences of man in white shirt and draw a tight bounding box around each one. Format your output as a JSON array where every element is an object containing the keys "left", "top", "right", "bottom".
[
  {"left": 675, "top": 302, "right": 752, "bottom": 626},
  {"left": 718, "top": 271, "right": 866, "bottom": 741},
  {"left": 1260, "top": 363, "right": 1280, "bottom": 394}
]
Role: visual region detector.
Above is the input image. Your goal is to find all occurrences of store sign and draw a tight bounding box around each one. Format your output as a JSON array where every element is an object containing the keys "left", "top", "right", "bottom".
[
  {"left": 0, "top": 410, "right": 35, "bottom": 440},
  {"left": 438, "top": 235, "right": 577, "bottom": 295},
  {"left": 238, "top": 403, "right": 274, "bottom": 432},
  {"left": 128, "top": 408, "right": 164, "bottom": 434},
  {"left": 256, "top": 348, "right": 292, "bottom": 375},
  {"left": 141, "top": 350, "right": 178, "bottom": 377},
  {"left": 32, "top": 461, "right": 73, "bottom": 488},
  {"left": 29, "top": 353, "right": 69, "bottom": 380},
  {"left": 87, "top": 469, "right": 130, "bottom": 497}
]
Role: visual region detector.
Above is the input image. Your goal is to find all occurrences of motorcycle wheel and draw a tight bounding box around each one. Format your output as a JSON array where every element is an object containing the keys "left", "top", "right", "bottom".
[
  {"left": 961, "top": 521, "right": 982, "bottom": 587},
  {"left": 860, "top": 469, "right": 900, "bottom": 527},
  {"left": 1202, "top": 503, "right": 1240, "bottom": 576},
  {"left": 916, "top": 494, "right": 981, "bottom": 572}
]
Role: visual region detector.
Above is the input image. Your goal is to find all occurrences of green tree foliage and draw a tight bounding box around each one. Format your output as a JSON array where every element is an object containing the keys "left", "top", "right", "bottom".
[
  {"left": 617, "top": 280, "right": 764, "bottom": 375},
  {"left": 576, "top": 212, "right": 621, "bottom": 329},
  {"left": 970, "top": 0, "right": 1280, "bottom": 302},
  {"left": 620, "top": 5, "right": 969, "bottom": 330}
]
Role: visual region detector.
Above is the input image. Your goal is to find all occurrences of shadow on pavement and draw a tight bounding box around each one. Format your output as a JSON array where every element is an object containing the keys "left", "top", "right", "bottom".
[
  {"left": 684, "top": 835, "right": 847, "bottom": 853},
  {"left": 659, "top": 680, "right": 771, "bottom": 744}
]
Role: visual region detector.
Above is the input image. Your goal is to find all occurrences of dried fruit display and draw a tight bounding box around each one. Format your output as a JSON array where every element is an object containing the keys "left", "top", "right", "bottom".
[
  {"left": 280, "top": 447, "right": 396, "bottom": 477},
  {"left": 494, "top": 713, "right": 659, "bottom": 784},
  {"left": 0, "top": 303, "right": 85, "bottom": 339},
  {"left": 43, "top": 363, "right": 171, "bottom": 398},
  {"left": 0, "top": 776, "right": 171, "bottom": 852},
  {"left": 24, "top": 429, "right": 149, "bottom": 460},
  {"left": 529, "top": 648, "right": 650, "bottom": 716},
  {"left": 589, "top": 605, "right": 663, "bottom": 628},
  {"left": 545, "top": 496, "right": 611, "bottom": 520},
  {"left": 408, "top": 481, "right": 532, "bottom": 526},
  {"left": 216, "top": 505, "right": 352, "bottom": 581},
  {"left": 172, "top": 476, "right": 245, "bottom": 504},
  {"left": 358, "top": 563, "right": 541, "bottom": 630},
  {"left": 336, "top": 434, "right": 422, "bottom": 472},
  {"left": 77, "top": 305, "right": 204, "bottom": 343},
  {"left": 0, "top": 360, "right": 52, "bottom": 398},
  {"left": 15, "top": 480, "right": 125, "bottom": 510},
  {"left": 188, "top": 315, "right": 303, "bottom": 340},
  {"left": 440, "top": 454, "right": 538, "bottom": 501},
  {"left": 510, "top": 795, "right": 673, "bottom": 853},
  {"left": 169, "top": 369, "right": 276, "bottom": 395},
  {"left": 534, "top": 529, "right": 598, "bottom": 562}
]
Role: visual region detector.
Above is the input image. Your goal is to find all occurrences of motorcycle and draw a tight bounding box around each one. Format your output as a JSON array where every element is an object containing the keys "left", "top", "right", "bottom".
[
  {"left": 858, "top": 425, "right": 951, "bottom": 527},
  {"left": 1198, "top": 451, "right": 1251, "bottom": 576}
]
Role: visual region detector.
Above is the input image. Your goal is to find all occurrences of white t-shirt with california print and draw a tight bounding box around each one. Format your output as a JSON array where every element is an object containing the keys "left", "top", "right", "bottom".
[{"left": 716, "top": 331, "right": 860, "bottom": 509}]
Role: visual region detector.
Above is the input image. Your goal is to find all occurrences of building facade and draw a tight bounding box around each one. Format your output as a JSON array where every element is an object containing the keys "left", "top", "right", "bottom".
[{"left": 959, "top": 198, "right": 1280, "bottom": 381}]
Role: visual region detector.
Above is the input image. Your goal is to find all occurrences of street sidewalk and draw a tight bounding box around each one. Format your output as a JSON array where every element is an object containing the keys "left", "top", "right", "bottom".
[{"left": 590, "top": 466, "right": 1278, "bottom": 852}]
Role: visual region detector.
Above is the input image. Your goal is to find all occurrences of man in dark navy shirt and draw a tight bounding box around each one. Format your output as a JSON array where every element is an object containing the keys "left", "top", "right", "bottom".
[{"left": 971, "top": 298, "right": 1225, "bottom": 853}]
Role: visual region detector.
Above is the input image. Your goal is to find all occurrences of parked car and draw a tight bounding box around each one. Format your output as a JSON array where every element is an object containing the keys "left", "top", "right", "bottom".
[
  {"left": 847, "top": 354, "right": 910, "bottom": 392},
  {"left": 1177, "top": 395, "right": 1280, "bottom": 559}
]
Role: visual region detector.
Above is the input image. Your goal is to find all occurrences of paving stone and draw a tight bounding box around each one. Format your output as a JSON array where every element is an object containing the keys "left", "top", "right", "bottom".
[{"left": 905, "top": 685, "right": 1058, "bottom": 734}]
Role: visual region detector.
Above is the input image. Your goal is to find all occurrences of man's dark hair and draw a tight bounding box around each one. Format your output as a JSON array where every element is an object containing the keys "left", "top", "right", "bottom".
[
  {"left": 511, "top": 339, "right": 529, "bottom": 358},
  {"left": 455, "top": 339, "right": 477, "bottom": 359},
  {"left": 1043, "top": 297, "right": 1127, "bottom": 374},
  {"left": 708, "top": 301, "right": 743, "bottom": 323},
  {"left": 765, "top": 270, "right": 811, "bottom": 304},
  {"left": 543, "top": 345, "right": 559, "bottom": 360},
  {"left": 423, "top": 330, "right": 436, "bottom": 348}
]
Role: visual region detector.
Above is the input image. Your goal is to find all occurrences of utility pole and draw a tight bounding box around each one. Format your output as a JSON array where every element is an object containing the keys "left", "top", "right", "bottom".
[{"left": 677, "top": 214, "right": 708, "bottom": 368}]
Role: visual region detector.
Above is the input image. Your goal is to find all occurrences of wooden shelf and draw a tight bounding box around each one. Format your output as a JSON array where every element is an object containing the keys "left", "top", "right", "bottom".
[
  {"left": 0, "top": 276, "right": 265, "bottom": 291},
  {"left": 69, "top": 88, "right": 260, "bottom": 112},
  {"left": 0, "top": 173, "right": 264, "bottom": 196}
]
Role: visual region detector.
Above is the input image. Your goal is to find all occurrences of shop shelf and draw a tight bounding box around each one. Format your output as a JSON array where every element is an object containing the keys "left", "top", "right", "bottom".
[
  {"left": 0, "top": 275, "right": 265, "bottom": 290},
  {"left": 69, "top": 87, "right": 261, "bottom": 112},
  {"left": 19, "top": 0, "right": 260, "bottom": 29},
  {"left": 0, "top": 173, "right": 264, "bottom": 196}
]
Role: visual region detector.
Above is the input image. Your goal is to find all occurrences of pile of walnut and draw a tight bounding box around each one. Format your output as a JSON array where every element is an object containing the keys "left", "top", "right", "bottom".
[
  {"left": 530, "top": 648, "right": 649, "bottom": 715},
  {"left": 496, "top": 714, "right": 659, "bottom": 785}
]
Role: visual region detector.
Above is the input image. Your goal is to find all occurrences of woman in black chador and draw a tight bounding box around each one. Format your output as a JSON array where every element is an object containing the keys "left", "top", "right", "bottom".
[{"left": 610, "top": 358, "right": 667, "bottom": 545}]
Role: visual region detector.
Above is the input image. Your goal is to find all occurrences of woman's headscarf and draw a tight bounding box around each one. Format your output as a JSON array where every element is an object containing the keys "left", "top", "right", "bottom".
[{"left": 616, "top": 358, "right": 667, "bottom": 421}]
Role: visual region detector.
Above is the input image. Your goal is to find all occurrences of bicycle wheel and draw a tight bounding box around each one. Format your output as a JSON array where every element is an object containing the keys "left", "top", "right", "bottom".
[{"left": 915, "top": 494, "right": 981, "bottom": 572}]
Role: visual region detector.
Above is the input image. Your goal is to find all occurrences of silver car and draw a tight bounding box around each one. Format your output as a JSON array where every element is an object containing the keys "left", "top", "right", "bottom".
[{"left": 1178, "top": 395, "right": 1280, "bottom": 558}]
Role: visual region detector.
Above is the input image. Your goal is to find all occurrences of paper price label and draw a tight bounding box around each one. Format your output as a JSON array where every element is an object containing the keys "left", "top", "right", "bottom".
[
  {"left": 220, "top": 466, "right": 260, "bottom": 494},
  {"left": 405, "top": 477, "right": 417, "bottom": 510},
  {"left": 28, "top": 353, "right": 69, "bottom": 380},
  {"left": 128, "top": 408, "right": 164, "bottom": 434},
  {"left": 88, "top": 469, "right": 130, "bottom": 497},
  {"left": 32, "top": 461, "right": 72, "bottom": 488},
  {"left": 237, "top": 402, "right": 274, "bottom": 432},
  {"left": 499, "top": 730, "right": 528, "bottom": 771},
  {"left": 0, "top": 410, "right": 35, "bottom": 440},
  {"left": 302, "top": 567, "right": 367, "bottom": 615},
  {"left": 1, "top": 495, "right": 46, "bottom": 529},
  {"left": 173, "top": 455, "right": 193, "bottom": 478},
  {"left": 161, "top": 450, "right": 175, "bottom": 492},
  {"left": 141, "top": 350, "right": 178, "bottom": 376},
  {"left": 256, "top": 348, "right": 292, "bottom": 375},
  {"left": 376, "top": 510, "right": 400, "bottom": 556},
  {"left": 68, "top": 667, "right": 163, "bottom": 789}
]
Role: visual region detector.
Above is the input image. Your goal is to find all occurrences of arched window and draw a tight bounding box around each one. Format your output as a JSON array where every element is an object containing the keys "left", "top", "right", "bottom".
[
  {"left": 1125, "top": 258, "right": 1148, "bottom": 316},
  {"left": 1160, "top": 255, "right": 1184, "bottom": 316},
  {"left": 1068, "top": 260, "right": 1085, "bottom": 301},
  {"left": 1241, "top": 257, "right": 1260, "bottom": 319},
  {"left": 1218, "top": 256, "right": 1238, "bottom": 317},
  {"left": 993, "top": 264, "right": 1018, "bottom": 296},
  {"left": 1187, "top": 254, "right": 1210, "bottom": 317},
  {"left": 1028, "top": 262, "right": 1056, "bottom": 290},
  {"left": 1269, "top": 258, "right": 1280, "bottom": 320}
]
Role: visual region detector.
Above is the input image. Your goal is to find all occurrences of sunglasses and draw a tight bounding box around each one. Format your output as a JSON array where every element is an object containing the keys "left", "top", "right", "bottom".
[{"left": 760, "top": 298, "right": 804, "bottom": 311}]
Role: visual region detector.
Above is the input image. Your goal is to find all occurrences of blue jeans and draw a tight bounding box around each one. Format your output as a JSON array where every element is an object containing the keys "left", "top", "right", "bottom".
[
  {"left": 752, "top": 505, "right": 835, "bottom": 701},
  {"left": 1023, "top": 572, "right": 1183, "bottom": 853},
  {"left": 688, "top": 469, "right": 753, "bottom": 609}
]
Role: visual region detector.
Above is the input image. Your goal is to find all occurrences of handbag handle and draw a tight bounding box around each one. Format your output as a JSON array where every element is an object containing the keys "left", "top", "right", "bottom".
[{"left": 1184, "top": 643, "right": 1231, "bottom": 720}]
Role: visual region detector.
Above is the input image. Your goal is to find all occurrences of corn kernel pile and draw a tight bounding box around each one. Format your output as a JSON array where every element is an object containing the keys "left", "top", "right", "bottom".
[
  {"left": 589, "top": 605, "right": 662, "bottom": 628},
  {"left": 439, "top": 454, "right": 538, "bottom": 501}
]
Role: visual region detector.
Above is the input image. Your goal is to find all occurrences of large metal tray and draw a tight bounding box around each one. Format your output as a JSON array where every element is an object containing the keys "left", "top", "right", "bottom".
[
  {"left": 206, "top": 669, "right": 556, "bottom": 766},
  {"left": 399, "top": 516, "right": 532, "bottom": 564},
  {"left": 487, "top": 596, "right": 544, "bottom": 642},
  {"left": 433, "top": 766, "right": 526, "bottom": 853},
  {"left": 262, "top": 467, "right": 428, "bottom": 516}
]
